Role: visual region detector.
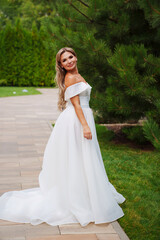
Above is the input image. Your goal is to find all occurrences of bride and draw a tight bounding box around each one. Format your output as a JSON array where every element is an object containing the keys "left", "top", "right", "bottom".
[{"left": 0, "top": 47, "right": 125, "bottom": 227}]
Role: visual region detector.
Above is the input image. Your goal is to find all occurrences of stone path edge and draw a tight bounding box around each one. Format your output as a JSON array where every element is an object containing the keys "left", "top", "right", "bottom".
[{"left": 112, "top": 221, "right": 130, "bottom": 240}]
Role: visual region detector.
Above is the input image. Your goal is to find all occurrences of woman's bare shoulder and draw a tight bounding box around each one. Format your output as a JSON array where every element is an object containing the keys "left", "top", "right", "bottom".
[{"left": 65, "top": 74, "right": 83, "bottom": 88}]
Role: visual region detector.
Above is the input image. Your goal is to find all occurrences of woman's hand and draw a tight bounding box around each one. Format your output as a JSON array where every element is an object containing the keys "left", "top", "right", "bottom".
[{"left": 83, "top": 125, "right": 92, "bottom": 140}]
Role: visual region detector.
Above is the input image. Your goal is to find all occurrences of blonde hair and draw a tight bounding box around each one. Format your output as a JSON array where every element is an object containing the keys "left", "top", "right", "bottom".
[{"left": 54, "top": 47, "right": 77, "bottom": 111}]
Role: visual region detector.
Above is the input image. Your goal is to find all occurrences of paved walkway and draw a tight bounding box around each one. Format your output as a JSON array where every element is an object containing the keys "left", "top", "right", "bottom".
[{"left": 0, "top": 88, "right": 129, "bottom": 240}]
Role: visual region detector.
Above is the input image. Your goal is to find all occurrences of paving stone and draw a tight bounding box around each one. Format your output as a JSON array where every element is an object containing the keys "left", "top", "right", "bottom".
[
  {"left": 27, "top": 234, "right": 98, "bottom": 240},
  {"left": 25, "top": 223, "right": 59, "bottom": 237},
  {"left": 0, "top": 118, "right": 15, "bottom": 121},
  {"left": 0, "top": 157, "right": 18, "bottom": 162},
  {"left": 96, "top": 233, "right": 120, "bottom": 240},
  {"left": 19, "top": 157, "right": 39, "bottom": 164},
  {"left": 0, "top": 126, "right": 16, "bottom": 130},
  {"left": 21, "top": 183, "right": 39, "bottom": 189},
  {"left": 0, "top": 183, "right": 21, "bottom": 190},
  {"left": 18, "top": 146, "right": 36, "bottom": 151},
  {"left": 0, "top": 237, "right": 25, "bottom": 240},
  {"left": 0, "top": 142, "right": 18, "bottom": 154},
  {"left": 1, "top": 131, "right": 17, "bottom": 136},
  {"left": 18, "top": 152, "right": 38, "bottom": 158},
  {"left": 19, "top": 169, "right": 41, "bottom": 176},
  {"left": 0, "top": 177, "right": 38, "bottom": 184},
  {"left": 0, "top": 139, "right": 17, "bottom": 143},
  {"left": 0, "top": 154, "right": 18, "bottom": 158},
  {"left": 59, "top": 223, "right": 116, "bottom": 234},
  {"left": 0, "top": 219, "right": 23, "bottom": 226},
  {"left": 111, "top": 222, "right": 130, "bottom": 240},
  {"left": 17, "top": 140, "right": 35, "bottom": 145},
  {"left": 0, "top": 224, "right": 26, "bottom": 238},
  {"left": 20, "top": 170, "right": 40, "bottom": 177},
  {"left": 19, "top": 163, "right": 40, "bottom": 168},
  {"left": 20, "top": 167, "right": 41, "bottom": 172},
  {"left": 0, "top": 162, "right": 19, "bottom": 168},
  {"left": 0, "top": 170, "right": 20, "bottom": 176}
]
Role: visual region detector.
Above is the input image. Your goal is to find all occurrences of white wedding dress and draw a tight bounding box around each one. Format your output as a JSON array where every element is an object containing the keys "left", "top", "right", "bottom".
[{"left": 0, "top": 82, "right": 125, "bottom": 227}]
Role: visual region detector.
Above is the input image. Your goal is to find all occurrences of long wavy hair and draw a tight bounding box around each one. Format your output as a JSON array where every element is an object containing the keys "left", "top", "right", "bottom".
[{"left": 54, "top": 47, "right": 77, "bottom": 111}]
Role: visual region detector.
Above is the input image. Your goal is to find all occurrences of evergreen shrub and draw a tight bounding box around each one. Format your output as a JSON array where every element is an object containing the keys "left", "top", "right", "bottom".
[
  {"left": 122, "top": 126, "right": 149, "bottom": 145},
  {"left": 0, "top": 19, "right": 56, "bottom": 87}
]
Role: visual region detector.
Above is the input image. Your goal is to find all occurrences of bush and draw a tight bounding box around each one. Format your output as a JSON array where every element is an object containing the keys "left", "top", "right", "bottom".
[
  {"left": 95, "top": 124, "right": 115, "bottom": 143},
  {"left": 0, "top": 19, "right": 56, "bottom": 87},
  {"left": 0, "top": 79, "right": 7, "bottom": 86},
  {"left": 122, "top": 126, "right": 149, "bottom": 145},
  {"left": 143, "top": 118, "right": 160, "bottom": 151}
]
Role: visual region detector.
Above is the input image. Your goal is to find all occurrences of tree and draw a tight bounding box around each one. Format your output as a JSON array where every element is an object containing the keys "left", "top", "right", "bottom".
[
  {"left": 0, "top": 18, "right": 55, "bottom": 87},
  {"left": 47, "top": 0, "right": 160, "bottom": 149},
  {"left": 0, "top": 0, "right": 57, "bottom": 30}
]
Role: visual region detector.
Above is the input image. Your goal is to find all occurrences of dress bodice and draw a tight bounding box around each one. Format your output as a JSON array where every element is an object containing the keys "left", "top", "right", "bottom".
[{"left": 64, "top": 82, "right": 92, "bottom": 108}]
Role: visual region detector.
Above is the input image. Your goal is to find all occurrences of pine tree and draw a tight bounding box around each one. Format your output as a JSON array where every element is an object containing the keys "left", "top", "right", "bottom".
[{"left": 47, "top": 0, "right": 160, "bottom": 149}]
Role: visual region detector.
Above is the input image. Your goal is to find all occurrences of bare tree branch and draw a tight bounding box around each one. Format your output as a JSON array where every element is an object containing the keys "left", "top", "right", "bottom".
[
  {"left": 77, "top": 0, "right": 89, "bottom": 8},
  {"left": 147, "top": 0, "right": 160, "bottom": 15},
  {"left": 67, "top": 0, "right": 118, "bottom": 25}
]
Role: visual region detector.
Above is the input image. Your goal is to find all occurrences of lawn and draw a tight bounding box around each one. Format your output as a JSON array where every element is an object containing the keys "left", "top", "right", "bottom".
[
  {"left": 95, "top": 124, "right": 159, "bottom": 240},
  {"left": 0, "top": 87, "right": 42, "bottom": 97}
]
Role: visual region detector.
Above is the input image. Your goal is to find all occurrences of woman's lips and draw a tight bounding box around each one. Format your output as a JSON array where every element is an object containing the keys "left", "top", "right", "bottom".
[{"left": 68, "top": 63, "right": 74, "bottom": 67}]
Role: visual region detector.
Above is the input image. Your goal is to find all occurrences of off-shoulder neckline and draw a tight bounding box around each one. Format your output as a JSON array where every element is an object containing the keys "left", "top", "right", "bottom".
[{"left": 65, "top": 81, "right": 88, "bottom": 92}]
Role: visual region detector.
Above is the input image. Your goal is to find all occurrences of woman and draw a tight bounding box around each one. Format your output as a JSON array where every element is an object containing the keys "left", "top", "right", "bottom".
[{"left": 0, "top": 47, "right": 125, "bottom": 227}]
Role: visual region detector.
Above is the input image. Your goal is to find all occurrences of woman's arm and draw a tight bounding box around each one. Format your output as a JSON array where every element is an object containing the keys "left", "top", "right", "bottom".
[
  {"left": 70, "top": 95, "right": 92, "bottom": 140},
  {"left": 65, "top": 76, "right": 92, "bottom": 140}
]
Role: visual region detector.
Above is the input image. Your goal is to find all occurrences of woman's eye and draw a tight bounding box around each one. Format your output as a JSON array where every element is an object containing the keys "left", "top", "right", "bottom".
[{"left": 63, "top": 56, "right": 73, "bottom": 62}]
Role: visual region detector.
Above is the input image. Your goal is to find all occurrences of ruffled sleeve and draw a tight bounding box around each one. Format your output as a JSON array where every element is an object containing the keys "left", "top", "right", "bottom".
[{"left": 64, "top": 82, "right": 89, "bottom": 101}]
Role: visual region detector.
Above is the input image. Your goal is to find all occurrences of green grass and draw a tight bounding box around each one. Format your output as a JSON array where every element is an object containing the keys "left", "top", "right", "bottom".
[
  {"left": 0, "top": 87, "right": 42, "bottom": 97},
  {"left": 95, "top": 124, "right": 159, "bottom": 240}
]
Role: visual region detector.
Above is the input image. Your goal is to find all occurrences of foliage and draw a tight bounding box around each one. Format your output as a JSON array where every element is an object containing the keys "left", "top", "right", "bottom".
[
  {"left": 122, "top": 126, "right": 148, "bottom": 144},
  {"left": 95, "top": 124, "right": 115, "bottom": 142},
  {"left": 143, "top": 118, "right": 160, "bottom": 150},
  {"left": 0, "top": 18, "right": 55, "bottom": 87},
  {"left": 47, "top": 0, "right": 160, "bottom": 146},
  {"left": 0, "top": 0, "right": 57, "bottom": 30},
  {"left": 107, "top": 44, "right": 160, "bottom": 122}
]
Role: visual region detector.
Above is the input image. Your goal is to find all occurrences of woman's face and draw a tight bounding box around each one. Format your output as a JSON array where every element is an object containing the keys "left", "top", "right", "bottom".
[{"left": 60, "top": 51, "right": 77, "bottom": 71}]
